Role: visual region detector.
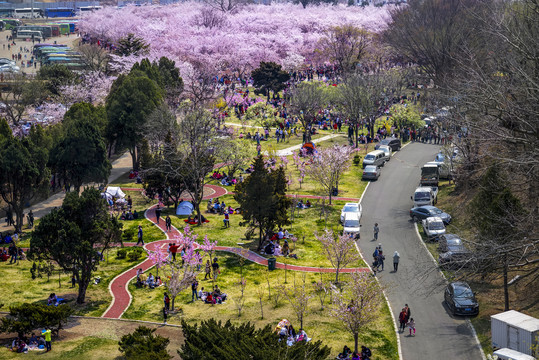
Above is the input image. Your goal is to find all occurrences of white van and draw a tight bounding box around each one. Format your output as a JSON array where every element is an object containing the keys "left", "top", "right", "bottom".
[
  {"left": 362, "top": 150, "right": 386, "bottom": 169},
  {"left": 411, "top": 186, "right": 438, "bottom": 207},
  {"left": 343, "top": 213, "right": 361, "bottom": 239}
]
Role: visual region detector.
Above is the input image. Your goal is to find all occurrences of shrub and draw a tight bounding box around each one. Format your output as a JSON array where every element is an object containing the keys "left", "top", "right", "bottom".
[
  {"left": 353, "top": 153, "right": 361, "bottom": 166},
  {"left": 122, "top": 228, "right": 136, "bottom": 243},
  {"left": 119, "top": 326, "right": 171, "bottom": 360},
  {"left": 128, "top": 247, "right": 143, "bottom": 261},
  {"left": 116, "top": 249, "right": 128, "bottom": 259},
  {"left": 0, "top": 303, "right": 72, "bottom": 338}
]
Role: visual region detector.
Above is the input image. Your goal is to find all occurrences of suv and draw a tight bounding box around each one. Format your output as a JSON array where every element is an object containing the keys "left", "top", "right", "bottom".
[
  {"left": 375, "top": 137, "right": 401, "bottom": 151},
  {"left": 421, "top": 216, "right": 446, "bottom": 241},
  {"left": 343, "top": 213, "right": 361, "bottom": 239}
]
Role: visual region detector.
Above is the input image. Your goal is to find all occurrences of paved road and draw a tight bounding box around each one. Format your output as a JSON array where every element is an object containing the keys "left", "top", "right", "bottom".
[{"left": 359, "top": 142, "right": 483, "bottom": 360}]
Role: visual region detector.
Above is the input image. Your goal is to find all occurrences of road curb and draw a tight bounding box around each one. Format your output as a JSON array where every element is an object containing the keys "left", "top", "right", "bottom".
[{"left": 413, "top": 223, "right": 486, "bottom": 360}]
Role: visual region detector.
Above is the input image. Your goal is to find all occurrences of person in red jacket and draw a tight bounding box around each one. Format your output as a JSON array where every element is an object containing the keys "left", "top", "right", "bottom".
[{"left": 169, "top": 243, "right": 179, "bottom": 261}]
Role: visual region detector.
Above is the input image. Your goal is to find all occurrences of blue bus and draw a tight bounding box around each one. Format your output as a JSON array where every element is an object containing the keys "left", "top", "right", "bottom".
[{"left": 45, "top": 8, "right": 76, "bottom": 18}]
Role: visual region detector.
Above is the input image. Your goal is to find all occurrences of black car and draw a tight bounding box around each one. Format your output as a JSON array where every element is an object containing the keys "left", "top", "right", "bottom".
[
  {"left": 375, "top": 137, "right": 401, "bottom": 151},
  {"left": 409, "top": 205, "right": 451, "bottom": 224},
  {"left": 438, "top": 244, "right": 471, "bottom": 268},
  {"left": 444, "top": 282, "right": 479, "bottom": 316}
]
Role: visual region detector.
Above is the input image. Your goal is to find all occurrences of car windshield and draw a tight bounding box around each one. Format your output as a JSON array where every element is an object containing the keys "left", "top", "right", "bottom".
[
  {"left": 429, "top": 208, "right": 442, "bottom": 215},
  {"left": 345, "top": 220, "right": 360, "bottom": 227},
  {"left": 365, "top": 155, "right": 374, "bottom": 160},
  {"left": 380, "top": 139, "right": 390, "bottom": 145},
  {"left": 429, "top": 221, "right": 445, "bottom": 230},
  {"left": 454, "top": 287, "right": 474, "bottom": 299},
  {"left": 415, "top": 193, "right": 430, "bottom": 200},
  {"left": 343, "top": 206, "right": 357, "bottom": 212}
]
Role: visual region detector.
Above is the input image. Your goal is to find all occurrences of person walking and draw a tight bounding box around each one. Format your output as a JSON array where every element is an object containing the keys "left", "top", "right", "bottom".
[
  {"left": 373, "top": 223, "right": 379, "bottom": 241},
  {"left": 136, "top": 225, "right": 144, "bottom": 246},
  {"left": 404, "top": 304, "right": 411, "bottom": 323},
  {"left": 212, "top": 258, "right": 220, "bottom": 281},
  {"left": 27, "top": 210, "right": 34, "bottom": 228},
  {"left": 164, "top": 293, "right": 170, "bottom": 311},
  {"left": 407, "top": 318, "right": 416, "bottom": 336},
  {"left": 163, "top": 306, "right": 168, "bottom": 325},
  {"left": 393, "top": 251, "right": 400, "bottom": 272},
  {"left": 42, "top": 328, "right": 52, "bottom": 351},
  {"left": 191, "top": 279, "right": 199, "bottom": 302},
  {"left": 165, "top": 215, "right": 172, "bottom": 231},
  {"left": 378, "top": 248, "right": 385, "bottom": 271},
  {"left": 398, "top": 308, "right": 407, "bottom": 332},
  {"left": 204, "top": 260, "right": 211, "bottom": 280},
  {"left": 223, "top": 210, "right": 230, "bottom": 228},
  {"left": 155, "top": 205, "right": 161, "bottom": 224}
]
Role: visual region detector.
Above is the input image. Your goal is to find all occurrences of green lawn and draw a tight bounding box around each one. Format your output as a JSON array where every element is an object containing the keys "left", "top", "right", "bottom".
[
  {"left": 0, "top": 247, "right": 146, "bottom": 317},
  {"left": 123, "top": 252, "right": 397, "bottom": 360}
]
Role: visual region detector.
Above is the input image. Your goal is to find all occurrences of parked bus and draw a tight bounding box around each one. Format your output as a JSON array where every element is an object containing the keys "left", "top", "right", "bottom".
[
  {"left": 13, "top": 8, "right": 44, "bottom": 19},
  {"left": 1, "top": 19, "right": 22, "bottom": 30},
  {"left": 35, "top": 46, "right": 70, "bottom": 59},
  {"left": 15, "top": 30, "right": 43, "bottom": 41},
  {"left": 44, "top": 8, "right": 75, "bottom": 18},
  {"left": 77, "top": 6, "right": 103, "bottom": 14},
  {"left": 0, "top": 8, "right": 13, "bottom": 18},
  {"left": 13, "top": 25, "right": 52, "bottom": 39}
]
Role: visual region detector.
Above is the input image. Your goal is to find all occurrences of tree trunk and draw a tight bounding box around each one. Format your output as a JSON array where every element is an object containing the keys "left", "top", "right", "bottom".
[
  {"left": 354, "top": 332, "right": 359, "bottom": 354},
  {"left": 77, "top": 278, "right": 89, "bottom": 304},
  {"left": 503, "top": 255, "right": 509, "bottom": 311},
  {"left": 130, "top": 148, "right": 137, "bottom": 172},
  {"left": 14, "top": 205, "right": 23, "bottom": 233},
  {"left": 258, "top": 224, "right": 264, "bottom": 251},
  {"left": 335, "top": 268, "right": 340, "bottom": 284}
]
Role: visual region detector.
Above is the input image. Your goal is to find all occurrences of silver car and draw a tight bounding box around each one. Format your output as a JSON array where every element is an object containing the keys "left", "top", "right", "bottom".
[
  {"left": 422, "top": 216, "right": 446, "bottom": 241},
  {"left": 378, "top": 145, "right": 392, "bottom": 162},
  {"left": 362, "top": 165, "right": 381, "bottom": 180},
  {"left": 340, "top": 202, "right": 362, "bottom": 223}
]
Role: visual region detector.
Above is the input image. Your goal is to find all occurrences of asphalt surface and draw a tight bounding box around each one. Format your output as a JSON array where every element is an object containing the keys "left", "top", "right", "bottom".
[{"left": 359, "top": 142, "right": 483, "bottom": 360}]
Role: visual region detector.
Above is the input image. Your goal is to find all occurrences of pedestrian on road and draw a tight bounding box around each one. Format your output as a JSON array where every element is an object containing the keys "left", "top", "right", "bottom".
[
  {"left": 378, "top": 247, "right": 385, "bottom": 271},
  {"left": 163, "top": 306, "right": 168, "bottom": 325},
  {"left": 398, "top": 308, "right": 407, "bottom": 332},
  {"left": 404, "top": 304, "right": 411, "bottom": 323},
  {"left": 407, "top": 318, "right": 416, "bottom": 336},
  {"left": 42, "top": 328, "right": 52, "bottom": 351},
  {"left": 393, "top": 251, "right": 400, "bottom": 272},
  {"left": 136, "top": 225, "right": 144, "bottom": 246},
  {"left": 373, "top": 223, "right": 379, "bottom": 241},
  {"left": 165, "top": 215, "right": 171, "bottom": 231},
  {"left": 155, "top": 205, "right": 161, "bottom": 224}
]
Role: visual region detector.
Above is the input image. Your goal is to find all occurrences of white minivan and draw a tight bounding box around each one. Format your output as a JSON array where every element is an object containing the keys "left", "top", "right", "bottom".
[
  {"left": 343, "top": 213, "right": 361, "bottom": 239},
  {"left": 362, "top": 150, "right": 386, "bottom": 169}
]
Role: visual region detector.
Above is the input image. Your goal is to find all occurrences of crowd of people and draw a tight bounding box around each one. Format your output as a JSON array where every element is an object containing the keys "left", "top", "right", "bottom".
[
  {"left": 336, "top": 345, "right": 373, "bottom": 360},
  {"left": 8, "top": 330, "right": 51, "bottom": 354}
]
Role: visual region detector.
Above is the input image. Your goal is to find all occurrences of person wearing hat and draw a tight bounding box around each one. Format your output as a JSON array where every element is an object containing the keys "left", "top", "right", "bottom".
[{"left": 42, "top": 328, "right": 52, "bottom": 351}]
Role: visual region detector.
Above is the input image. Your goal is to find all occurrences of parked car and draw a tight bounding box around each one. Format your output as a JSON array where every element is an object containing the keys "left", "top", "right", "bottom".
[
  {"left": 411, "top": 186, "right": 438, "bottom": 207},
  {"left": 340, "top": 202, "right": 362, "bottom": 223},
  {"left": 362, "top": 150, "right": 386, "bottom": 168},
  {"left": 378, "top": 145, "right": 392, "bottom": 162},
  {"left": 362, "top": 165, "right": 381, "bottom": 180},
  {"left": 422, "top": 216, "right": 446, "bottom": 241},
  {"left": 439, "top": 243, "right": 471, "bottom": 268},
  {"left": 444, "top": 282, "right": 479, "bottom": 316},
  {"left": 375, "top": 137, "right": 401, "bottom": 151},
  {"left": 410, "top": 205, "right": 451, "bottom": 224},
  {"left": 343, "top": 213, "right": 361, "bottom": 239},
  {"left": 438, "top": 234, "right": 462, "bottom": 253}
]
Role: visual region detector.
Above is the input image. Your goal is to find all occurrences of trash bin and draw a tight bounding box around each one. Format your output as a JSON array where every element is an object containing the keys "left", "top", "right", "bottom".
[{"left": 268, "top": 257, "right": 276, "bottom": 271}]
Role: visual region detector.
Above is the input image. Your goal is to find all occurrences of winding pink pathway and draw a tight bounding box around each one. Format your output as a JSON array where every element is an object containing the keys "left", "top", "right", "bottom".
[{"left": 103, "top": 187, "right": 368, "bottom": 319}]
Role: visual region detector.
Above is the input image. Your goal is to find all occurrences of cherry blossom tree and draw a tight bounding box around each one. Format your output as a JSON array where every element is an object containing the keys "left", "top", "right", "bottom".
[
  {"left": 146, "top": 248, "right": 168, "bottom": 277},
  {"left": 330, "top": 271, "right": 381, "bottom": 354},
  {"left": 281, "top": 274, "right": 313, "bottom": 330},
  {"left": 305, "top": 145, "right": 354, "bottom": 204},
  {"left": 315, "top": 229, "right": 359, "bottom": 283}
]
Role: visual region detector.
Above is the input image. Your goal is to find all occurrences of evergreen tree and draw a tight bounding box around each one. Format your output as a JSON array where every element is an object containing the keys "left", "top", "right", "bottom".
[
  {"left": 30, "top": 188, "right": 122, "bottom": 304},
  {"left": 234, "top": 156, "right": 291, "bottom": 250},
  {"left": 119, "top": 326, "right": 171, "bottom": 360},
  {"left": 178, "top": 319, "right": 330, "bottom": 360},
  {"left": 252, "top": 62, "right": 290, "bottom": 100},
  {"left": 115, "top": 33, "right": 150, "bottom": 57},
  {"left": 0, "top": 303, "right": 72, "bottom": 338}
]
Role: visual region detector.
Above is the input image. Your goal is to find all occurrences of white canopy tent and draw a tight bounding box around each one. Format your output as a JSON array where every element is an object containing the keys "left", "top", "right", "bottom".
[
  {"left": 105, "top": 187, "right": 126, "bottom": 199},
  {"left": 176, "top": 201, "right": 194, "bottom": 216}
]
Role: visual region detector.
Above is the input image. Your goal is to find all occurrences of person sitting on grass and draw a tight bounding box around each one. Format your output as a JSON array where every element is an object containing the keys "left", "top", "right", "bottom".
[
  {"left": 133, "top": 210, "right": 139, "bottom": 219},
  {"left": 264, "top": 241, "right": 275, "bottom": 255},
  {"left": 282, "top": 240, "right": 290, "bottom": 257},
  {"left": 147, "top": 273, "right": 155, "bottom": 289},
  {"left": 338, "top": 345, "right": 351, "bottom": 359},
  {"left": 296, "top": 200, "right": 304, "bottom": 209},
  {"left": 305, "top": 200, "right": 311, "bottom": 208},
  {"left": 205, "top": 293, "right": 215, "bottom": 304},
  {"left": 28, "top": 333, "right": 38, "bottom": 347},
  {"left": 47, "top": 293, "right": 57, "bottom": 306}
]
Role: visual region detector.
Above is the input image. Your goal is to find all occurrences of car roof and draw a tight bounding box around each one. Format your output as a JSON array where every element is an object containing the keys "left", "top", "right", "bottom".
[
  {"left": 344, "top": 213, "right": 360, "bottom": 220},
  {"left": 343, "top": 203, "right": 359, "bottom": 207},
  {"left": 379, "top": 145, "right": 391, "bottom": 150},
  {"left": 364, "top": 165, "right": 378, "bottom": 170},
  {"left": 451, "top": 282, "right": 471, "bottom": 290},
  {"left": 426, "top": 216, "right": 443, "bottom": 222}
]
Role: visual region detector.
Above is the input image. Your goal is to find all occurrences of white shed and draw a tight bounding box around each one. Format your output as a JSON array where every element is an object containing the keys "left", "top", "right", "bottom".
[
  {"left": 493, "top": 348, "right": 536, "bottom": 360},
  {"left": 491, "top": 310, "right": 539, "bottom": 356}
]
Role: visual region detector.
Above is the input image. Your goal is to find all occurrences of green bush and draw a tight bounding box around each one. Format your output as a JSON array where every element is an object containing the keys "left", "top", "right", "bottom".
[
  {"left": 0, "top": 303, "right": 72, "bottom": 338},
  {"left": 116, "top": 249, "right": 128, "bottom": 259},
  {"left": 119, "top": 326, "right": 171, "bottom": 360},
  {"left": 353, "top": 153, "right": 362, "bottom": 166},
  {"left": 122, "top": 228, "right": 135, "bottom": 243},
  {"left": 128, "top": 247, "right": 143, "bottom": 261}
]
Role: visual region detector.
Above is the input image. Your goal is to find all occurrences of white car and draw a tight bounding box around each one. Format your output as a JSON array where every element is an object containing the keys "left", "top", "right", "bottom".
[
  {"left": 378, "top": 145, "right": 392, "bottom": 162},
  {"left": 422, "top": 216, "right": 446, "bottom": 241},
  {"left": 343, "top": 213, "right": 361, "bottom": 239},
  {"left": 340, "top": 202, "right": 362, "bottom": 224}
]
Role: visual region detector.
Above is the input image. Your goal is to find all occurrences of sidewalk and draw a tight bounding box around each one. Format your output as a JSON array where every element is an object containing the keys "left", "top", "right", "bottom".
[{"left": 0, "top": 152, "right": 132, "bottom": 232}]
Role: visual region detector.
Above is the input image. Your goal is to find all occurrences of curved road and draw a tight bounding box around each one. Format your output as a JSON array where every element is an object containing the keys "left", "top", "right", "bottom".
[{"left": 359, "top": 142, "right": 483, "bottom": 360}]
